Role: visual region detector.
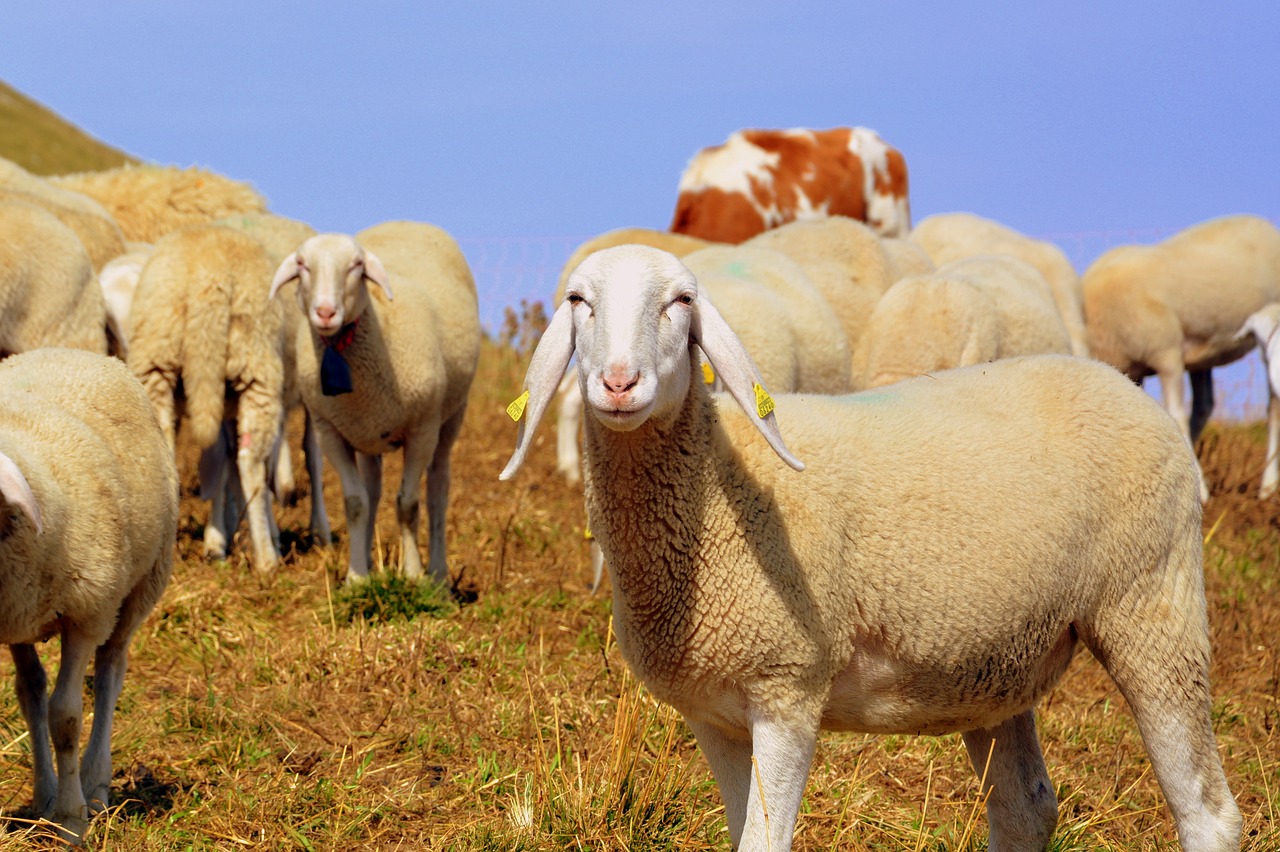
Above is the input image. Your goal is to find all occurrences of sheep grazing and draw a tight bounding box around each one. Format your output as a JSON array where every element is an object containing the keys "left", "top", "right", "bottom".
[
  {"left": 51, "top": 163, "right": 268, "bottom": 244},
  {"left": 912, "top": 212, "right": 1089, "bottom": 356},
  {"left": 0, "top": 156, "right": 127, "bottom": 272},
  {"left": 0, "top": 200, "right": 109, "bottom": 356},
  {"left": 128, "top": 224, "right": 285, "bottom": 573},
  {"left": 502, "top": 244, "right": 1240, "bottom": 852},
  {"left": 855, "top": 255, "right": 1073, "bottom": 389},
  {"left": 270, "top": 222, "right": 480, "bottom": 585},
  {"left": 0, "top": 348, "right": 177, "bottom": 840},
  {"left": 1083, "top": 214, "right": 1280, "bottom": 499}
]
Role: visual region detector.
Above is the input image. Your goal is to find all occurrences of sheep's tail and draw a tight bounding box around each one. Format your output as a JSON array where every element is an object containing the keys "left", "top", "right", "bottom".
[{"left": 183, "top": 278, "right": 232, "bottom": 449}]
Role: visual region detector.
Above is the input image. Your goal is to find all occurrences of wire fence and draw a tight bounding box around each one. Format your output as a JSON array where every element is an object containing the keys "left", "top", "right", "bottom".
[{"left": 457, "top": 227, "right": 1270, "bottom": 422}]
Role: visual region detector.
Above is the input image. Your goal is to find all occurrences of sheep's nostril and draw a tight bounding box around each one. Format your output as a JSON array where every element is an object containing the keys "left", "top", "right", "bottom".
[{"left": 602, "top": 371, "right": 640, "bottom": 396}]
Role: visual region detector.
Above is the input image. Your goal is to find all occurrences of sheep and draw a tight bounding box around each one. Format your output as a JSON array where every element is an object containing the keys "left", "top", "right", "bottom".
[
  {"left": 216, "top": 212, "right": 330, "bottom": 544},
  {"left": 1232, "top": 302, "right": 1280, "bottom": 498},
  {"left": 911, "top": 212, "right": 1090, "bottom": 356},
  {"left": 0, "top": 200, "right": 109, "bottom": 356},
  {"left": 0, "top": 156, "right": 127, "bottom": 271},
  {"left": 50, "top": 163, "right": 268, "bottom": 244},
  {"left": 555, "top": 228, "right": 716, "bottom": 484},
  {"left": 269, "top": 222, "right": 481, "bottom": 585},
  {"left": 1083, "top": 214, "right": 1280, "bottom": 500},
  {"left": 0, "top": 347, "right": 177, "bottom": 840},
  {"left": 500, "top": 244, "right": 1241, "bottom": 852},
  {"left": 854, "top": 255, "right": 1073, "bottom": 389},
  {"left": 880, "top": 235, "right": 935, "bottom": 280},
  {"left": 128, "top": 224, "right": 285, "bottom": 573}
]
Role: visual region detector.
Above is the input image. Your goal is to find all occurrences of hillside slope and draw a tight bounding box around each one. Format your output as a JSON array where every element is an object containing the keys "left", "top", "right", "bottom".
[{"left": 0, "top": 79, "right": 135, "bottom": 175}]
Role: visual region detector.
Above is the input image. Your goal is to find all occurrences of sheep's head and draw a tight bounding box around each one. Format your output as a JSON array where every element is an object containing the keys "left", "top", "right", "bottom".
[
  {"left": 269, "top": 233, "right": 392, "bottom": 336},
  {"left": 500, "top": 244, "right": 802, "bottom": 480}
]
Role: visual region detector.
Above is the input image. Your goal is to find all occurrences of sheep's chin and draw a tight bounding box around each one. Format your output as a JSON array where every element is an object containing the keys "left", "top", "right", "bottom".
[{"left": 590, "top": 402, "right": 653, "bottom": 432}]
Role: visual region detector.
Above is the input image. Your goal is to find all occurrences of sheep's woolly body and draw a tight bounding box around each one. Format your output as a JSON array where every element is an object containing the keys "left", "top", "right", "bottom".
[
  {"left": 855, "top": 255, "right": 1073, "bottom": 388},
  {"left": 0, "top": 348, "right": 176, "bottom": 834},
  {"left": 556, "top": 227, "right": 712, "bottom": 300},
  {"left": 880, "top": 236, "right": 935, "bottom": 281},
  {"left": 0, "top": 201, "right": 109, "bottom": 356},
  {"left": 51, "top": 164, "right": 268, "bottom": 244},
  {"left": 128, "top": 224, "right": 284, "bottom": 571},
  {"left": 681, "top": 245, "right": 852, "bottom": 392},
  {"left": 911, "top": 212, "right": 1089, "bottom": 356},
  {"left": 0, "top": 156, "right": 127, "bottom": 271},
  {"left": 506, "top": 245, "right": 1240, "bottom": 851}
]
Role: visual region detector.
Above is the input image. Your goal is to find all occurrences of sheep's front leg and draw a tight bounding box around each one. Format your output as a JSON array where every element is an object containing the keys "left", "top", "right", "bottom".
[
  {"left": 685, "top": 719, "right": 754, "bottom": 849},
  {"left": 962, "top": 709, "right": 1058, "bottom": 851},
  {"left": 315, "top": 421, "right": 375, "bottom": 583},
  {"left": 1262, "top": 393, "right": 1280, "bottom": 498},
  {"left": 1154, "top": 357, "right": 1209, "bottom": 501},
  {"left": 48, "top": 630, "right": 95, "bottom": 839},
  {"left": 10, "top": 644, "right": 54, "bottom": 816},
  {"left": 739, "top": 711, "right": 819, "bottom": 852},
  {"left": 1188, "top": 368, "right": 1215, "bottom": 445}
]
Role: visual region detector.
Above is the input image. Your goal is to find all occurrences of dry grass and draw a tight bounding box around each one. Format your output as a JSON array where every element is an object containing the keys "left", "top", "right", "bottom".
[{"left": 0, "top": 314, "right": 1276, "bottom": 849}]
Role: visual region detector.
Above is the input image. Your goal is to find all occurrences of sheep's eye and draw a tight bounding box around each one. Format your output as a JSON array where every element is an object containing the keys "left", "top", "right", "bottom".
[
  {"left": 567, "top": 294, "right": 584, "bottom": 305},
  {"left": 677, "top": 294, "right": 694, "bottom": 305}
]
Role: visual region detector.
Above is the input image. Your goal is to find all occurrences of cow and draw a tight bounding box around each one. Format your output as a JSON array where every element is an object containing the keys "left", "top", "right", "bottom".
[{"left": 670, "top": 127, "right": 911, "bottom": 243}]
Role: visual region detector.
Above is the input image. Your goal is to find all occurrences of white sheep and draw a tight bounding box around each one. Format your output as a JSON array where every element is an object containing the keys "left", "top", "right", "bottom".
[
  {"left": 0, "top": 348, "right": 177, "bottom": 839},
  {"left": 1083, "top": 214, "right": 1280, "bottom": 500},
  {"left": 911, "top": 212, "right": 1090, "bottom": 357},
  {"left": 0, "top": 156, "right": 127, "bottom": 272},
  {"left": 270, "top": 222, "right": 480, "bottom": 584},
  {"left": 854, "top": 255, "right": 1073, "bottom": 389},
  {"left": 216, "top": 212, "right": 330, "bottom": 544},
  {"left": 0, "top": 200, "right": 109, "bottom": 356},
  {"left": 1234, "top": 302, "right": 1280, "bottom": 497},
  {"left": 501, "top": 245, "right": 1241, "bottom": 852},
  {"left": 128, "top": 224, "right": 285, "bottom": 573}
]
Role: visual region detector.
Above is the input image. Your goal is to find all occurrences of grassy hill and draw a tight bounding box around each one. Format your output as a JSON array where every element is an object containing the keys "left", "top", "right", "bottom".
[{"left": 0, "top": 79, "right": 135, "bottom": 175}]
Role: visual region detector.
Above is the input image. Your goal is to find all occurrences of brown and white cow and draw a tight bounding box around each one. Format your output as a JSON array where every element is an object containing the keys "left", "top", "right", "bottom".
[{"left": 670, "top": 127, "right": 911, "bottom": 243}]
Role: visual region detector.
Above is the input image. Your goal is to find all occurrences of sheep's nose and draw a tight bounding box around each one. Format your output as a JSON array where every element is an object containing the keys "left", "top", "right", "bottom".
[
  {"left": 602, "top": 368, "right": 640, "bottom": 400},
  {"left": 316, "top": 305, "right": 337, "bottom": 323}
]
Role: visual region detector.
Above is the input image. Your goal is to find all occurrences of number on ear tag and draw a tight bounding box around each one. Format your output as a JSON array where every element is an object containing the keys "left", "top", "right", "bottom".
[
  {"left": 753, "top": 383, "right": 775, "bottom": 419},
  {"left": 506, "top": 390, "right": 530, "bottom": 422}
]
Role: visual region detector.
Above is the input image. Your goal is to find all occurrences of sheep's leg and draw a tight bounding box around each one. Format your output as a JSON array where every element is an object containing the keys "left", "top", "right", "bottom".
[
  {"left": 685, "top": 719, "right": 754, "bottom": 849},
  {"left": 314, "top": 421, "right": 374, "bottom": 583},
  {"left": 739, "top": 712, "right": 819, "bottom": 852},
  {"left": 270, "top": 416, "right": 297, "bottom": 505},
  {"left": 424, "top": 406, "right": 467, "bottom": 584},
  {"left": 961, "top": 709, "right": 1058, "bottom": 851},
  {"left": 137, "top": 368, "right": 178, "bottom": 456},
  {"left": 10, "top": 644, "right": 55, "bottom": 816},
  {"left": 302, "top": 411, "right": 331, "bottom": 543},
  {"left": 237, "top": 439, "right": 280, "bottom": 574},
  {"left": 555, "top": 372, "right": 583, "bottom": 484},
  {"left": 1154, "top": 358, "right": 1209, "bottom": 501},
  {"left": 48, "top": 630, "right": 94, "bottom": 838},
  {"left": 1188, "top": 369, "right": 1214, "bottom": 444},
  {"left": 199, "top": 424, "right": 234, "bottom": 559},
  {"left": 357, "top": 452, "right": 382, "bottom": 569},
  {"left": 1262, "top": 393, "right": 1280, "bottom": 498},
  {"left": 395, "top": 435, "right": 434, "bottom": 581},
  {"left": 589, "top": 540, "right": 606, "bottom": 593}
]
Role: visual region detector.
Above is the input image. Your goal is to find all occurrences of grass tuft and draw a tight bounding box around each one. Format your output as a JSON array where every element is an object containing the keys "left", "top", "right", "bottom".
[{"left": 333, "top": 573, "right": 457, "bottom": 625}]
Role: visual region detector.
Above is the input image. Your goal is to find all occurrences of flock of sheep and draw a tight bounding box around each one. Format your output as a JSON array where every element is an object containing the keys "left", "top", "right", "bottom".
[{"left": 0, "top": 132, "right": 1276, "bottom": 850}]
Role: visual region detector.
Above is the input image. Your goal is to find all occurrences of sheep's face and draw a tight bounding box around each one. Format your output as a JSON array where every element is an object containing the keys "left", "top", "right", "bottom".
[
  {"left": 567, "top": 247, "right": 697, "bottom": 432},
  {"left": 270, "top": 234, "right": 391, "bottom": 336}
]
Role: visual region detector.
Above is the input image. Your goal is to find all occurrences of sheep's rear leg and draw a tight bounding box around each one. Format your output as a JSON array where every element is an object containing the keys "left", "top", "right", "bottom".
[
  {"left": 555, "top": 372, "right": 582, "bottom": 484},
  {"left": 48, "top": 630, "right": 95, "bottom": 839},
  {"left": 423, "top": 405, "right": 467, "bottom": 585},
  {"left": 1261, "top": 393, "right": 1280, "bottom": 498},
  {"left": 396, "top": 434, "right": 435, "bottom": 582},
  {"left": 961, "top": 709, "right": 1058, "bottom": 851},
  {"left": 1188, "top": 368, "right": 1214, "bottom": 445},
  {"left": 302, "top": 411, "right": 331, "bottom": 543},
  {"left": 10, "top": 644, "right": 55, "bottom": 815}
]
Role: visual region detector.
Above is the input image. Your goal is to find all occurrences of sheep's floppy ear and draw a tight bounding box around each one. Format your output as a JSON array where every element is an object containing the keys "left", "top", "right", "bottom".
[
  {"left": 500, "top": 299, "right": 577, "bottom": 480},
  {"left": 269, "top": 253, "right": 300, "bottom": 300},
  {"left": 0, "top": 452, "right": 42, "bottom": 534},
  {"left": 691, "top": 295, "right": 805, "bottom": 471},
  {"left": 362, "top": 249, "right": 393, "bottom": 300}
]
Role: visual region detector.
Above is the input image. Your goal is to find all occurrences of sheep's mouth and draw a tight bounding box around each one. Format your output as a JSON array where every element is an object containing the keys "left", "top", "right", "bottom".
[{"left": 592, "top": 402, "right": 651, "bottom": 431}]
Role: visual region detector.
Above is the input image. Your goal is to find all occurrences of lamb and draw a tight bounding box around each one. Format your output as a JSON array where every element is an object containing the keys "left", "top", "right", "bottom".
[
  {"left": 1082, "top": 214, "right": 1280, "bottom": 499},
  {"left": 51, "top": 163, "right": 268, "bottom": 244},
  {"left": 854, "top": 255, "right": 1073, "bottom": 389},
  {"left": 128, "top": 224, "right": 285, "bottom": 573},
  {"left": 0, "top": 348, "right": 177, "bottom": 840},
  {"left": 501, "top": 244, "right": 1241, "bottom": 852},
  {"left": 1232, "top": 302, "right": 1280, "bottom": 498},
  {"left": 269, "top": 222, "right": 480, "bottom": 584},
  {"left": 911, "top": 212, "right": 1090, "bottom": 356},
  {"left": 554, "top": 227, "right": 715, "bottom": 483},
  {"left": 0, "top": 200, "right": 109, "bottom": 356},
  {"left": 0, "top": 156, "right": 127, "bottom": 271}
]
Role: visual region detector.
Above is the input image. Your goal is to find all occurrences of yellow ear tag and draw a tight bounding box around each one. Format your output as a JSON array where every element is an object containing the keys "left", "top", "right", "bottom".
[
  {"left": 584, "top": 526, "right": 594, "bottom": 541},
  {"left": 753, "top": 383, "right": 775, "bottom": 419},
  {"left": 506, "top": 390, "right": 530, "bottom": 422},
  {"left": 701, "top": 362, "right": 716, "bottom": 385}
]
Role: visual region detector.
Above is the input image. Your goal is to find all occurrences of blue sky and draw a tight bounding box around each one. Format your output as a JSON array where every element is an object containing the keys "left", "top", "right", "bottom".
[{"left": 3, "top": 2, "right": 1278, "bottom": 411}]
